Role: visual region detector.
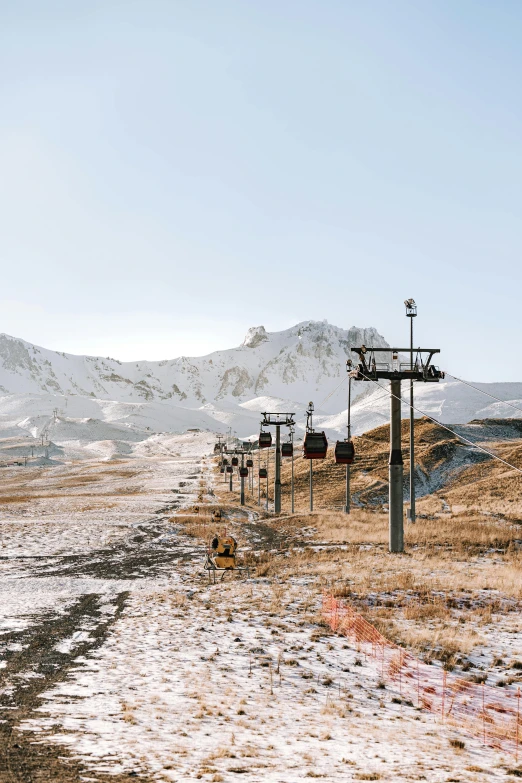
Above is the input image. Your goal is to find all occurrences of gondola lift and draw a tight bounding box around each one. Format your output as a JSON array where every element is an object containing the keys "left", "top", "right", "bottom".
[
  {"left": 281, "top": 441, "right": 293, "bottom": 458},
  {"left": 303, "top": 431, "right": 328, "bottom": 459},
  {"left": 259, "top": 431, "right": 272, "bottom": 449},
  {"left": 334, "top": 440, "right": 355, "bottom": 464}
]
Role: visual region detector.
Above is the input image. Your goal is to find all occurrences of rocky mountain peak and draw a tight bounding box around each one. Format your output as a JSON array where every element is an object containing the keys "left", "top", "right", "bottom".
[{"left": 242, "top": 325, "right": 268, "bottom": 348}]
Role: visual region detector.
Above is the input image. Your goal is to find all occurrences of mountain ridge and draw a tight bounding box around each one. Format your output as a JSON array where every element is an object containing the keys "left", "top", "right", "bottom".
[
  {"left": 0, "top": 321, "right": 389, "bottom": 408},
  {"left": 0, "top": 322, "right": 521, "bottom": 454}
]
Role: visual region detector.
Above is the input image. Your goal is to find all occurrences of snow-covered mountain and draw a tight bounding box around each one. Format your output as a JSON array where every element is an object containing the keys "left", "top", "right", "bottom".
[
  {"left": 0, "top": 321, "right": 520, "bottom": 460},
  {"left": 0, "top": 321, "right": 386, "bottom": 409}
]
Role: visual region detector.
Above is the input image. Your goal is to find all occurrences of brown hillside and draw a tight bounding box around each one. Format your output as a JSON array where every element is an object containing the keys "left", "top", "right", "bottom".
[{"left": 266, "top": 417, "right": 522, "bottom": 520}]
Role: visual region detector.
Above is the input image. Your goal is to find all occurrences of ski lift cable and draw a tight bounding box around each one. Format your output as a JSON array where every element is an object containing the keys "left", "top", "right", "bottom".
[
  {"left": 318, "top": 375, "right": 348, "bottom": 408},
  {"left": 284, "top": 379, "right": 391, "bottom": 430},
  {"left": 444, "top": 372, "right": 522, "bottom": 417},
  {"left": 357, "top": 371, "right": 522, "bottom": 477}
]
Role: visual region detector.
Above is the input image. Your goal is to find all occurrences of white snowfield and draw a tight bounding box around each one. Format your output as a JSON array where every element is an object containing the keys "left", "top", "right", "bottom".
[{"left": 0, "top": 321, "right": 519, "bottom": 459}]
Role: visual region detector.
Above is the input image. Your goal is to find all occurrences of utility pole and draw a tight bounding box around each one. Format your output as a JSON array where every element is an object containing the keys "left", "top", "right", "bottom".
[
  {"left": 259, "top": 412, "right": 295, "bottom": 514},
  {"left": 351, "top": 339, "right": 443, "bottom": 553},
  {"left": 225, "top": 446, "right": 251, "bottom": 505},
  {"left": 307, "top": 402, "right": 314, "bottom": 512},
  {"left": 345, "top": 360, "right": 353, "bottom": 514},
  {"left": 405, "top": 299, "right": 417, "bottom": 523},
  {"left": 266, "top": 449, "right": 269, "bottom": 512},
  {"left": 290, "top": 426, "right": 295, "bottom": 514},
  {"left": 240, "top": 452, "right": 245, "bottom": 506},
  {"left": 274, "top": 426, "right": 281, "bottom": 513},
  {"left": 389, "top": 373, "right": 403, "bottom": 552},
  {"left": 258, "top": 447, "right": 261, "bottom": 506}
]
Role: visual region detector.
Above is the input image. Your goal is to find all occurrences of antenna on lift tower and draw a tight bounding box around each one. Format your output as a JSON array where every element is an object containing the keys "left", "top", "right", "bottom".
[{"left": 350, "top": 313, "right": 443, "bottom": 553}]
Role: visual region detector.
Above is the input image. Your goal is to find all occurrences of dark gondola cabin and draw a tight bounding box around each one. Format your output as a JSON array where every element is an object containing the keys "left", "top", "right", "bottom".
[
  {"left": 231, "top": 457, "right": 239, "bottom": 466},
  {"left": 303, "top": 431, "right": 328, "bottom": 459},
  {"left": 239, "top": 467, "right": 248, "bottom": 478},
  {"left": 246, "top": 459, "right": 254, "bottom": 468},
  {"left": 259, "top": 468, "right": 268, "bottom": 479},
  {"left": 258, "top": 431, "right": 272, "bottom": 449},
  {"left": 222, "top": 458, "right": 229, "bottom": 465},
  {"left": 334, "top": 440, "right": 355, "bottom": 464},
  {"left": 281, "top": 442, "right": 293, "bottom": 458},
  {"left": 220, "top": 467, "right": 225, "bottom": 473},
  {"left": 226, "top": 466, "right": 233, "bottom": 473}
]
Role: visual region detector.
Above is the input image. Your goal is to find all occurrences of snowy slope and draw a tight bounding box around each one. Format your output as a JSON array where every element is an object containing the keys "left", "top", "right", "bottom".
[{"left": 0, "top": 322, "right": 387, "bottom": 409}]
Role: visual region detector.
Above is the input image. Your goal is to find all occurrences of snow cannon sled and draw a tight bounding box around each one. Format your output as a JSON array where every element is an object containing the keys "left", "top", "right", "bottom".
[{"left": 204, "top": 533, "right": 250, "bottom": 583}]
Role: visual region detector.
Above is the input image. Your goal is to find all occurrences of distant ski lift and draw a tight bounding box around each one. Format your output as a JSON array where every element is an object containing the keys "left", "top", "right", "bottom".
[
  {"left": 231, "top": 457, "right": 239, "bottom": 466},
  {"left": 226, "top": 466, "right": 233, "bottom": 473},
  {"left": 239, "top": 467, "right": 248, "bottom": 478},
  {"left": 220, "top": 467, "right": 225, "bottom": 474},
  {"left": 334, "top": 440, "right": 355, "bottom": 464},
  {"left": 303, "top": 431, "right": 328, "bottom": 459},
  {"left": 259, "top": 431, "right": 272, "bottom": 449},
  {"left": 246, "top": 459, "right": 254, "bottom": 468},
  {"left": 281, "top": 442, "right": 293, "bottom": 458},
  {"left": 259, "top": 467, "right": 268, "bottom": 479}
]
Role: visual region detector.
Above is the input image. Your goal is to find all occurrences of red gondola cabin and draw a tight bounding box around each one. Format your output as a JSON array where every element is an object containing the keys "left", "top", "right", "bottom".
[
  {"left": 231, "top": 457, "right": 239, "bottom": 466},
  {"left": 239, "top": 467, "right": 248, "bottom": 478},
  {"left": 334, "top": 440, "right": 355, "bottom": 464},
  {"left": 281, "top": 442, "right": 293, "bottom": 458},
  {"left": 303, "top": 431, "right": 328, "bottom": 459},
  {"left": 226, "top": 466, "right": 233, "bottom": 473},
  {"left": 259, "top": 468, "right": 268, "bottom": 479},
  {"left": 246, "top": 459, "right": 254, "bottom": 468},
  {"left": 258, "top": 432, "right": 272, "bottom": 449}
]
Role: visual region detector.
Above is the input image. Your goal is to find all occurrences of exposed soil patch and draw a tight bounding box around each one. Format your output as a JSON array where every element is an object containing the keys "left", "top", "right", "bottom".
[{"left": 0, "top": 591, "right": 153, "bottom": 782}]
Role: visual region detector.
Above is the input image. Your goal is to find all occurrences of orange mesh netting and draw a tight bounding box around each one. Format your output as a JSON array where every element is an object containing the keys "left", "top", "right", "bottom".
[{"left": 322, "top": 593, "right": 521, "bottom": 757}]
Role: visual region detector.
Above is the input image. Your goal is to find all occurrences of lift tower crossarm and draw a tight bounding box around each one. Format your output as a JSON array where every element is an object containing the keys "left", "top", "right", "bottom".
[{"left": 350, "top": 347, "right": 443, "bottom": 383}]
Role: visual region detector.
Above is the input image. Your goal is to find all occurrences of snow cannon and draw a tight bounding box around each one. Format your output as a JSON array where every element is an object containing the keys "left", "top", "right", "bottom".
[{"left": 211, "top": 533, "right": 237, "bottom": 570}]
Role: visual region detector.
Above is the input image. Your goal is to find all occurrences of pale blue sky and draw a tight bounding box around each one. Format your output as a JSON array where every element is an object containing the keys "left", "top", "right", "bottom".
[{"left": 1, "top": 1, "right": 521, "bottom": 379}]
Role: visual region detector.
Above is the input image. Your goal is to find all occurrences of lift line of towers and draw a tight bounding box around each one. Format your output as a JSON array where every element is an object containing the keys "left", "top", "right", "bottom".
[{"left": 214, "top": 300, "right": 444, "bottom": 554}]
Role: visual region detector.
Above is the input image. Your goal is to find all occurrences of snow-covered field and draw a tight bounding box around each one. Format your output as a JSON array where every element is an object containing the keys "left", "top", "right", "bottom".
[{"left": 1, "top": 432, "right": 519, "bottom": 782}]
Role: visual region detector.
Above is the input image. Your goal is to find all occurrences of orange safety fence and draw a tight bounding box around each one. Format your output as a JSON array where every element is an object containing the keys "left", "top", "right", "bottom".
[{"left": 322, "top": 593, "right": 521, "bottom": 758}]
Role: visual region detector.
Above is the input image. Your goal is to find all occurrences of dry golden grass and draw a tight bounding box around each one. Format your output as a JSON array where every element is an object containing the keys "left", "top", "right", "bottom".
[{"left": 271, "top": 417, "right": 522, "bottom": 519}]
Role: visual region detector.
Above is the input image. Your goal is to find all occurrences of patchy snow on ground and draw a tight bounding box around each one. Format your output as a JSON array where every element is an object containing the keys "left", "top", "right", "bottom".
[
  {"left": 1, "top": 431, "right": 520, "bottom": 782},
  {"left": 22, "top": 575, "right": 511, "bottom": 782}
]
